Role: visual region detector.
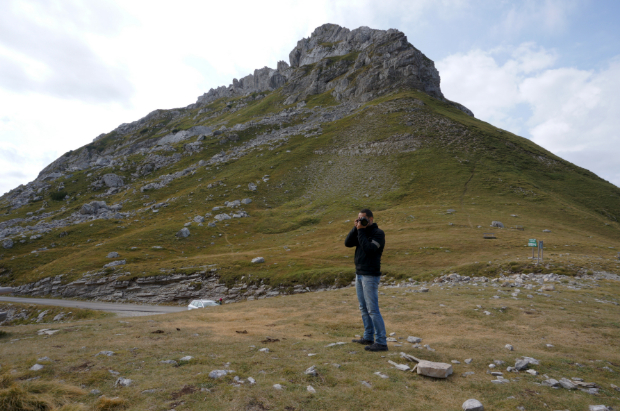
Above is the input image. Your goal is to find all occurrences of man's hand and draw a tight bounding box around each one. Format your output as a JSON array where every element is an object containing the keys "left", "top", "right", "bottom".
[{"left": 355, "top": 220, "right": 365, "bottom": 230}]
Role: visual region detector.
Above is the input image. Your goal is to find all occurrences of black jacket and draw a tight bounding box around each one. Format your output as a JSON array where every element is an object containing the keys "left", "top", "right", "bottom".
[{"left": 344, "top": 223, "right": 385, "bottom": 276}]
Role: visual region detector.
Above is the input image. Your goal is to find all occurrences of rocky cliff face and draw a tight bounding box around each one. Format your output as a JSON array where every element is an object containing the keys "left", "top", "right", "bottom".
[{"left": 196, "top": 24, "right": 472, "bottom": 115}]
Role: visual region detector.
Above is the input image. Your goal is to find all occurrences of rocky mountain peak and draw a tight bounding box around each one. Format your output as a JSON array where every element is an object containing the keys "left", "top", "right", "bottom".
[{"left": 196, "top": 24, "right": 473, "bottom": 116}]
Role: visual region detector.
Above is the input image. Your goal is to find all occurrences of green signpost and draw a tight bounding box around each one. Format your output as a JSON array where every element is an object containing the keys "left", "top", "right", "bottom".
[{"left": 527, "top": 239, "right": 543, "bottom": 264}]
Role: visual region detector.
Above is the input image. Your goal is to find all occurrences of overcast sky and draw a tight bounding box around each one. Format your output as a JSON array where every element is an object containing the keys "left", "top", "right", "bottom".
[{"left": 1, "top": 0, "right": 619, "bottom": 195}]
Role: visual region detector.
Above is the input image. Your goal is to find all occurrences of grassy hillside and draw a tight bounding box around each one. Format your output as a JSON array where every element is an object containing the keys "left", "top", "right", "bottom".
[{"left": 0, "top": 87, "right": 619, "bottom": 292}]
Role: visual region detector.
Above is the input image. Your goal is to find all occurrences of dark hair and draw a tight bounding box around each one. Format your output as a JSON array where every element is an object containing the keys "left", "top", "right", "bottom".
[{"left": 360, "top": 208, "right": 373, "bottom": 217}]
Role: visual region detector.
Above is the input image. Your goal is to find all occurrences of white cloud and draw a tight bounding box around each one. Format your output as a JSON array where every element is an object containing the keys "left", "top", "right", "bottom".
[
  {"left": 438, "top": 47, "right": 620, "bottom": 187},
  {"left": 496, "top": 0, "right": 579, "bottom": 37}
]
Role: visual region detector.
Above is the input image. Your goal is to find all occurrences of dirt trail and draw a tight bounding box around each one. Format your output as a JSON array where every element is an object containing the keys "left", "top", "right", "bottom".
[{"left": 460, "top": 164, "right": 476, "bottom": 228}]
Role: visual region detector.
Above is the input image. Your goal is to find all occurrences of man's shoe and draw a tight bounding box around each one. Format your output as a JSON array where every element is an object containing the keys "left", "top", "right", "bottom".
[
  {"left": 352, "top": 338, "right": 374, "bottom": 345},
  {"left": 364, "top": 343, "right": 388, "bottom": 352}
]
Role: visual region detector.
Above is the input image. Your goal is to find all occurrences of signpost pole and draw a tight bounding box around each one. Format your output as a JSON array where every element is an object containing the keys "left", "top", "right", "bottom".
[{"left": 528, "top": 239, "right": 537, "bottom": 264}]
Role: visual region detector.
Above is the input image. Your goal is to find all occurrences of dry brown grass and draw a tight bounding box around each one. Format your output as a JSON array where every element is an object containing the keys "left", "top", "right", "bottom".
[
  {"left": 93, "top": 396, "right": 127, "bottom": 410},
  {"left": 0, "top": 372, "right": 86, "bottom": 411},
  {"left": 1, "top": 276, "right": 619, "bottom": 410}
]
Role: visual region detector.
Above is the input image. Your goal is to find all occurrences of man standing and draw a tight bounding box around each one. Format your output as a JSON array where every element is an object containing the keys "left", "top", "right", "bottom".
[{"left": 344, "top": 208, "right": 387, "bottom": 352}]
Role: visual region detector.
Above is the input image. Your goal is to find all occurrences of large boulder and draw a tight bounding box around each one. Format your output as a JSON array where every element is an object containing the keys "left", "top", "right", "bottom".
[
  {"left": 2, "top": 239, "right": 13, "bottom": 249},
  {"left": 80, "top": 201, "right": 109, "bottom": 215},
  {"left": 102, "top": 174, "right": 124, "bottom": 188},
  {"left": 415, "top": 360, "right": 453, "bottom": 378}
]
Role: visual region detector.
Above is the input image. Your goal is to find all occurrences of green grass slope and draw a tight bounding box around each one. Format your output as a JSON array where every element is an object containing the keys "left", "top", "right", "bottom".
[{"left": 1, "top": 87, "right": 619, "bottom": 292}]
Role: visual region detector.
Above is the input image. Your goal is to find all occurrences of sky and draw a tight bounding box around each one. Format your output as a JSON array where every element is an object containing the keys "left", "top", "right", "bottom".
[{"left": 1, "top": 0, "right": 619, "bottom": 195}]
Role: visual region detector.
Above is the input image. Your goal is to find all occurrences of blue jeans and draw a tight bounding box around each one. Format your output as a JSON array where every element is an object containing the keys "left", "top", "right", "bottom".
[{"left": 356, "top": 274, "right": 386, "bottom": 345}]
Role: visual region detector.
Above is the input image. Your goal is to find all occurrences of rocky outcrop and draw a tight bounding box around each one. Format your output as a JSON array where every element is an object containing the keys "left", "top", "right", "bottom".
[
  {"left": 11, "top": 272, "right": 345, "bottom": 304},
  {"left": 195, "top": 23, "right": 473, "bottom": 117}
]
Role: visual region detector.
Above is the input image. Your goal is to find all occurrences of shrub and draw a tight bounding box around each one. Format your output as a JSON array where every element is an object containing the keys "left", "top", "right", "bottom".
[{"left": 50, "top": 191, "right": 68, "bottom": 201}]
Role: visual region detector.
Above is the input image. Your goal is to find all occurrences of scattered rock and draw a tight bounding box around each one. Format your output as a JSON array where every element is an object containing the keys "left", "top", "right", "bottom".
[
  {"left": 114, "top": 377, "right": 133, "bottom": 387},
  {"left": 540, "top": 284, "right": 555, "bottom": 292},
  {"left": 465, "top": 358, "right": 473, "bottom": 364},
  {"left": 107, "top": 252, "right": 120, "bottom": 258},
  {"left": 241, "top": 198, "right": 252, "bottom": 204},
  {"left": 305, "top": 365, "right": 317, "bottom": 376},
  {"left": 3, "top": 239, "right": 14, "bottom": 249},
  {"left": 542, "top": 378, "right": 560, "bottom": 387},
  {"left": 559, "top": 378, "right": 577, "bottom": 390},
  {"left": 248, "top": 183, "right": 257, "bottom": 191},
  {"left": 360, "top": 381, "right": 372, "bottom": 389},
  {"left": 491, "top": 221, "right": 504, "bottom": 228},
  {"left": 589, "top": 406, "right": 613, "bottom": 411},
  {"left": 176, "top": 227, "right": 190, "bottom": 238},
  {"left": 90, "top": 389, "right": 101, "bottom": 395},
  {"left": 462, "top": 399, "right": 484, "bottom": 411},
  {"left": 214, "top": 213, "right": 231, "bottom": 221},
  {"left": 179, "top": 356, "right": 193, "bottom": 361},
  {"left": 505, "top": 344, "right": 514, "bottom": 351},
  {"left": 542, "top": 229, "right": 551, "bottom": 233},
  {"left": 29, "top": 364, "right": 44, "bottom": 371},
  {"left": 273, "top": 384, "right": 283, "bottom": 390},
  {"left": 407, "top": 336, "right": 422, "bottom": 343},
  {"left": 388, "top": 360, "right": 410, "bottom": 371},
  {"left": 208, "top": 370, "right": 229, "bottom": 379},
  {"left": 374, "top": 371, "right": 389, "bottom": 379},
  {"left": 160, "top": 360, "right": 178, "bottom": 365},
  {"left": 307, "top": 385, "right": 316, "bottom": 393},
  {"left": 194, "top": 216, "right": 205, "bottom": 223},
  {"left": 95, "top": 351, "right": 115, "bottom": 357},
  {"left": 259, "top": 348, "right": 270, "bottom": 353},
  {"left": 252, "top": 257, "right": 265, "bottom": 264},
  {"left": 103, "top": 260, "right": 126, "bottom": 269}
]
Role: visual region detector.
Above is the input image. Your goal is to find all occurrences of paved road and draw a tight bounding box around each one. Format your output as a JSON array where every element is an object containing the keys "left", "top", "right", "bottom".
[{"left": 0, "top": 296, "right": 187, "bottom": 317}]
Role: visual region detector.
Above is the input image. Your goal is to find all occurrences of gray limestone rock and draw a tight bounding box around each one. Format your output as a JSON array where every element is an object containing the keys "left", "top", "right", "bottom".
[
  {"left": 589, "top": 406, "right": 613, "bottom": 411},
  {"left": 95, "top": 351, "right": 115, "bottom": 357},
  {"left": 30, "top": 364, "right": 44, "bottom": 371},
  {"left": 107, "top": 252, "right": 120, "bottom": 258},
  {"left": 102, "top": 174, "right": 124, "bottom": 188},
  {"left": 2, "top": 239, "right": 13, "bottom": 249},
  {"left": 80, "top": 201, "right": 108, "bottom": 215},
  {"left": 542, "top": 378, "right": 560, "bottom": 387},
  {"left": 462, "top": 399, "right": 484, "bottom": 411},
  {"left": 491, "top": 221, "right": 504, "bottom": 228},
  {"left": 415, "top": 360, "right": 453, "bottom": 378},
  {"left": 176, "top": 227, "right": 190, "bottom": 238},
  {"left": 214, "top": 213, "right": 231, "bottom": 221},
  {"left": 194, "top": 216, "right": 205, "bottom": 223},
  {"left": 114, "top": 377, "right": 133, "bottom": 387},
  {"left": 305, "top": 365, "right": 318, "bottom": 376},
  {"left": 103, "top": 260, "right": 126, "bottom": 269},
  {"left": 241, "top": 198, "right": 252, "bottom": 204},
  {"left": 407, "top": 336, "right": 422, "bottom": 343},
  {"left": 559, "top": 378, "right": 577, "bottom": 390},
  {"left": 248, "top": 183, "right": 257, "bottom": 191},
  {"left": 209, "top": 370, "right": 229, "bottom": 379},
  {"left": 252, "top": 257, "right": 265, "bottom": 264}
]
